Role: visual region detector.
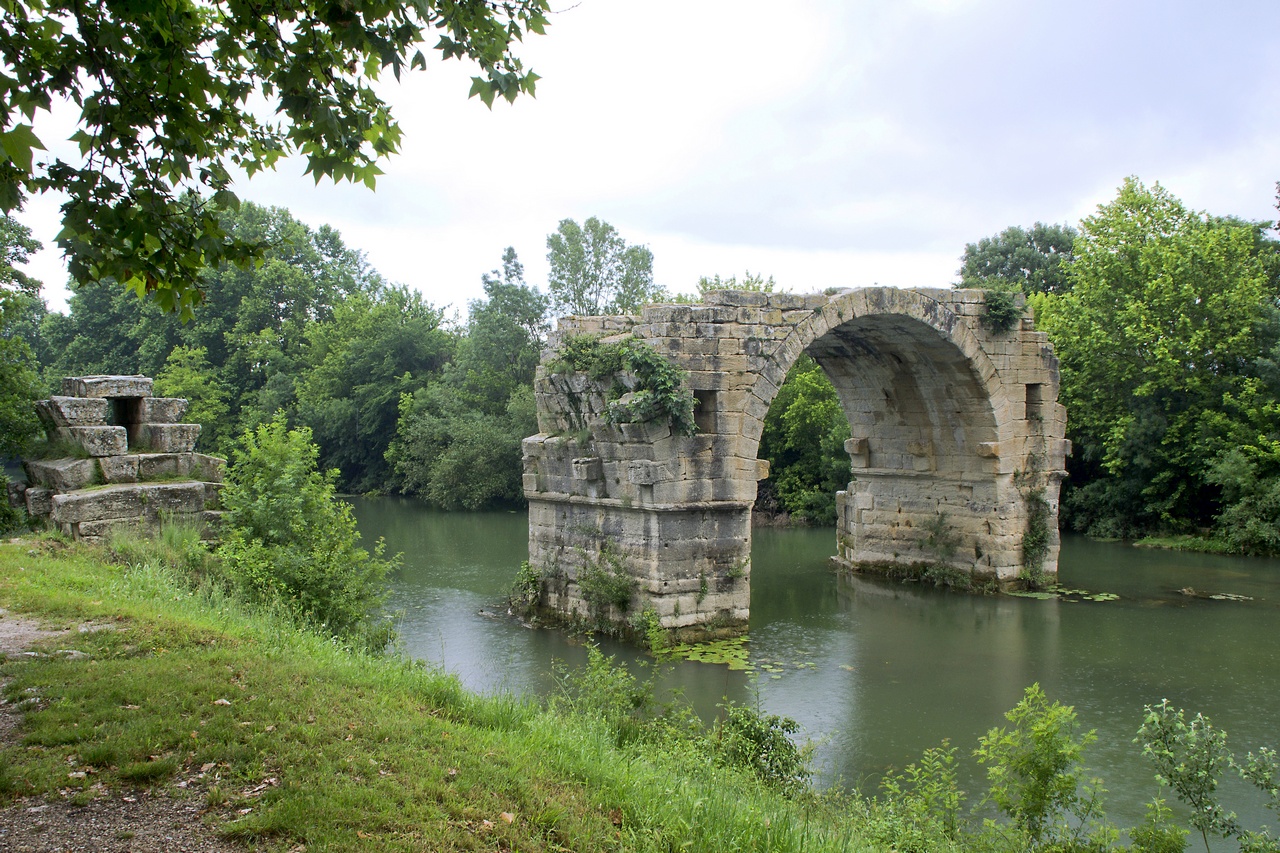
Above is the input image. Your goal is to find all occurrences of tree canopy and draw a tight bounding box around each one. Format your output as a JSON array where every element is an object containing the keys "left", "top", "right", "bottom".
[
  {"left": 0, "top": 0, "right": 549, "bottom": 318},
  {"left": 0, "top": 213, "right": 41, "bottom": 456},
  {"left": 957, "top": 222, "right": 1077, "bottom": 295},
  {"left": 1035, "top": 178, "right": 1279, "bottom": 538},
  {"left": 546, "top": 216, "right": 661, "bottom": 316}
]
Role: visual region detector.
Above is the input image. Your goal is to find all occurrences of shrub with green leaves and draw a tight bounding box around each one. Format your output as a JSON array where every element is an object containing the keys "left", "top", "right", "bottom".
[
  {"left": 871, "top": 740, "right": 965, "bottom": 851},
  {"left": 973, "top": 683, "right": 1115, "bottom": 849},
  {"left": 218, "top": 413, "right": 396, "bottom": 649},
  {"left": 981, "top": 288, "right": 1023, "bottom": 333},
  {"left": 1137, "top": 699, "right": 1280, "bottom": 853},
  {"left": 0, "top": 474, "right": 25, "bottom": 535},
  {"left": 713, "top": 702, "right": 811, "bottom": 796}
]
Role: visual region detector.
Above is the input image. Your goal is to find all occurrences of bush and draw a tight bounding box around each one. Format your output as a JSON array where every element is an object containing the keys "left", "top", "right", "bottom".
[
  {"left": 1208, "top": 449, "right": 1280, "bottom": 556},
  {"left": 981, "top": 288, "right": 1023, "bottom": 334},
  {"left": 1137, "top": 699, "right": 1280, "bottom": 853},
  {"left": 713, "top": 702, "right": 811, "bottom": 796},
  {"left": 973, "top": 683, "right": 1114, "bottom": 849},
  {"left": 577, "top": 544, "right": 636, "bottom": 622},
  {"left": 871, "top": 740, "right": 965, "bottom": 851},
  {"left": 218, "top": 413, "right": 396, "bottom": 649}
]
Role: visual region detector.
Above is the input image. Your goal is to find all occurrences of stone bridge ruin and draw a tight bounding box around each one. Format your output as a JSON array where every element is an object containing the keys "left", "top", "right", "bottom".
[{"left": 521, "top": 287, "right": 1068, "bottom": 640}]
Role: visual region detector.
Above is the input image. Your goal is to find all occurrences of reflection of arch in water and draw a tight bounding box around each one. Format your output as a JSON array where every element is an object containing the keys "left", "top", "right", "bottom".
[{"left": 523, "top": 287, "right": 1067, "bottom": 640}]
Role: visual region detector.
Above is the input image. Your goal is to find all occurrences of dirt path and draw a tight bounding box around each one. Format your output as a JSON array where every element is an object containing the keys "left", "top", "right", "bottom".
[{"left": 0, "top": 609, "right": 248, "bottom": 853}]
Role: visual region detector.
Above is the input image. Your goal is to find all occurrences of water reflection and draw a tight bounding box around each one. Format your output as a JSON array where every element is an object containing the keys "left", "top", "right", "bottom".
[{"left": 350, "top": 496, "right": 1280, "bottom": 832}]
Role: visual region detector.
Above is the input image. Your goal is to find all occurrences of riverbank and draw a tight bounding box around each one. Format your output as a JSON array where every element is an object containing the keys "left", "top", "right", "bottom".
[
  {"left": 3, "top": 531, "right": 1277, "bottom": 852},
  {"left": 0, "top": 534, "right": 885, "bottom": 852}
]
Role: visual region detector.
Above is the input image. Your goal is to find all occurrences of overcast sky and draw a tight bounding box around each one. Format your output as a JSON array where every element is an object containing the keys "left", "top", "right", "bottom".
[{"left": 18, "top": 0, "right": 1280, "bottom": 316}]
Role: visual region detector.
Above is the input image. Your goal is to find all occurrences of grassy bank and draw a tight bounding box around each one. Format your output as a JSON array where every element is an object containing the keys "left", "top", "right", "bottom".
[
  {"left": 3, "top": 533, "right": 1277, "bottom": 852},
  {"left": 0, "top": 534, "right": 880, "bottom": 852}
]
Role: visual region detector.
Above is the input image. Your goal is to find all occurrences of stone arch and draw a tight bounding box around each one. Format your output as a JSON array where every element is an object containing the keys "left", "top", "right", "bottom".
[{"left": 522, "top": 287, "right": 1067, "bottom": 641}]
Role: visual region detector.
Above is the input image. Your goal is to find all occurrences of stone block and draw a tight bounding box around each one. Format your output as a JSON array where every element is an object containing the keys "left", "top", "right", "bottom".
[
  {"left": 142, "top": 482, "right": 208, "bottom": 517},
  {"left": 140, "top": 397, "right": 189, "bottom": 423},
  {"left": 137, "top": 453, "right": 189, "bottom": 480},
  {"left": 51, "top": 485, "right": 145, "bottom": 523},
  {"left": 141, "top": 423, "right": 200, "bottom": 453},
  {"left": 627, "top": 460, "right": 662, "bottom": 485},
  {"left": 199, "top": 510, "right": 226, "bottom": 539},
  {"left": 844, "top": 437, "right": 868, "bottom": 455},
  {"left": 25, "top": 487, "right": 52, "bottom": 518},
  {"left": 51, "top": 426, "right": 127, "bottom": 457},
  {"left": 24, "top": 457, "right": 99, "bottom": 492},
  {"left": 192, "top": 454, "right": 226, "bottom": 482},
  {"left": 98, "top": 455, "right": 139, "bottom": 483},
  {"left": 203, "top": 482, "right": 224, "bottom": 509},
  {"left": 76, "top": 518, "right": 143, "bottom": 540},
  {"left": 37, "top": 396, "right": 109, "bottom": 428},
  {"left": 61, "top": 375, "right": 153, "bottom": 398},
  {"left": 571, "top": 457, "right": 603, "bottom": 481},
  {"left": 51, "top": 481, "right": 206, "bottom": 524},
  {"left": 704, "top": 289, "right": 768, "bottom": 307},
  {"left": 6, "top": 478, "right": 24, "bottom": 508},
  {"left": 977, "top": 442, "right": 1000, "bottom": 458}
]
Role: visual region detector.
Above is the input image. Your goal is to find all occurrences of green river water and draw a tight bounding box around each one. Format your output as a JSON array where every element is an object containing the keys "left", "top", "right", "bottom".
[{"left": 349, "top": 496, "right": 1280, "bottom": 836}]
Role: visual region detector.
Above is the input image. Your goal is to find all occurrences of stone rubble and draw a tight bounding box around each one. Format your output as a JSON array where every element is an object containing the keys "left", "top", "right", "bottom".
[{"left": 11, "top": 376, "right": 226, "bottom": 544}]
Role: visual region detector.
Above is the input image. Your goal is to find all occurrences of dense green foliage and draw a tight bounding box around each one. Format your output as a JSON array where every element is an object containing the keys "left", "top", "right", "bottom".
[
  {"left": 967, "top": 180, "right": 1280, "bottom": 552},
  {"left": 546, "top": 216, "right": 662, "bottom": 316},
  {"left": 0, "top": 214, "right": 42, "bottom": 458},
  {"left": 1033, "top": 179, "right": 1280, "bottom": 545},
  {"left": 757, "top": 355, "right": 852, "bottom": 525},
  {"left": 218, "top": 414, "right": 395, "bottom": 648},
  {"left": 0, "top": 0, "right": 548, "bottom": 317},
  {"left": 958, "top": 222, "right": 1078, "bottom": 295},
  {"left": 386, "top": 248, "right": 546, "bottom": 508},
  {"left": 293, "top": 285, "right": 452, "bottom": 491},
  {"left": 549, "top": 334, "right": 699, "bottom": 437}
]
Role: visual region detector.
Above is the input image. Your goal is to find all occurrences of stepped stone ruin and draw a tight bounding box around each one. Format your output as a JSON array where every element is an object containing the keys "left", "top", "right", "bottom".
[
  {"left": 10, "top": 375, "right": 226, "bottom": 543},
  {"left": 522, "top": 287, "right": 1068, "bottom": 641}
]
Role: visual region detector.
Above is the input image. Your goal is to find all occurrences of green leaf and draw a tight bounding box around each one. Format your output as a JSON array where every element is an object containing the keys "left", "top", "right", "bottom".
[{"left": 0, "top": 124, "right": 45, "bottom": 173}]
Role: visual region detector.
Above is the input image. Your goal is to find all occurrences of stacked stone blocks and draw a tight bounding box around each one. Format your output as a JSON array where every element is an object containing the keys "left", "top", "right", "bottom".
[
  {"left": 18, "top": 375, "right": 226, "bottom": 543},
  {"left": 524, "top": 288, "right": 1068, "bottom": 639}
]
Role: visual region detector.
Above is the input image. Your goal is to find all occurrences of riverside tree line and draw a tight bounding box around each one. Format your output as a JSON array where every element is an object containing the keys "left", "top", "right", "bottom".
[{"left": 3, "top": 177, "right": 1280, "bottom": 553}]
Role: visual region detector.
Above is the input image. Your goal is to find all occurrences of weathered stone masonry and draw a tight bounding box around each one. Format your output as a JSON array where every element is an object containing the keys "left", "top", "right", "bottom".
[
  {"left": 522, "top": 287, "right": 1068, "bottom": 639},
  {"left": 11, "top": 375, "right": 225, "bottom": 544}
]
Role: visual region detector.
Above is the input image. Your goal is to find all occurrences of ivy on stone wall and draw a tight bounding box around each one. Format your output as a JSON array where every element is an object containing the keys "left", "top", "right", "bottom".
[{"left": 549, "top": 335, "right": 698, "bottom": 436}]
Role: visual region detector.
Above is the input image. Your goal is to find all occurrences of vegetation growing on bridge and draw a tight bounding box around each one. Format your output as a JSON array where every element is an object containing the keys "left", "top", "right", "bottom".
[{"left": 549, "top": 334, "right": 699, "bottom": 437}]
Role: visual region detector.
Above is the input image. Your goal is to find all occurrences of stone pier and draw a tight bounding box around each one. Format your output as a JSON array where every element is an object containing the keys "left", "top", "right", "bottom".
[{"left": 520, "top": 288, "right": 1068, "bottom": 641}]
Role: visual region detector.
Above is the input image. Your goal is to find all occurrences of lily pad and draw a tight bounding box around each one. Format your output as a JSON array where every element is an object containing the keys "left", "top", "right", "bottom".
[{"left": 662, "top": 636, "right": 753, "bottom": 670}]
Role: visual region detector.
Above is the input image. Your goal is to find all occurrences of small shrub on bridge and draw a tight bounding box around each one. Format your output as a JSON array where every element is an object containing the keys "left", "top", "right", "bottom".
[
  {"left": 982, "top": 289, "right": 1023, "bottom": 334},
  {"left": 549, "top": 334, "right": 697, "bottom": 436},
  {"left": 577, "top": 543, "right": 637, "bottom": 622}
]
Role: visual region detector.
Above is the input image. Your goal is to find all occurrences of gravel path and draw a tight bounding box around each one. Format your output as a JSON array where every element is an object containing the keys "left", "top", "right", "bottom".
[{"left": 0, "top": 608, "right": 248, "bottom": 852}]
